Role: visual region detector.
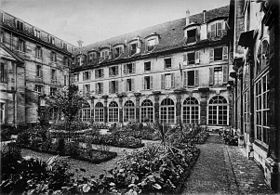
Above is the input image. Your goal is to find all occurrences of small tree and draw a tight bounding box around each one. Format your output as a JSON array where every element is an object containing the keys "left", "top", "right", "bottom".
[{"left": 47, "top": 85, "right": 87, "bottom": 139}]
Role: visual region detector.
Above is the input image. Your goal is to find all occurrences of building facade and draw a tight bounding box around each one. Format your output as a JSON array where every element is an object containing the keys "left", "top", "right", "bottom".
[
  {"left": 229, "top": 0, "right": 280, "bottom": 191},
  {"left": 72, "top": 6, "right": 233, "bottom": 128},
  {"left": 0, "top": 10, "right": 75, "bottom": 126}
]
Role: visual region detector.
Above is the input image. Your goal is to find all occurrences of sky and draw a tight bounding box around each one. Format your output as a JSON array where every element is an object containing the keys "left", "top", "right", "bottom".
[{"left": 2, "top": 0, "right": 229, "bottom": 46}]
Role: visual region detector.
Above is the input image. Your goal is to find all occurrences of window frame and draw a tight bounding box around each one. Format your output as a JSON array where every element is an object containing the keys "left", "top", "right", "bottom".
[
  {"left": 164, "top": 58, "right": 172, "bottom": 69},
  {"left": 208, "top": 96, "right": 228, "bottom": 125},
  {"left": 123, "top": 100, "right": 135, "bottom": 122},
  {"left": 108, "top": 101, "right": 119, "bottom": 123},
  {"left": 160, "top": 98, "right": 175, "bottom": 124},
  {"left": 141, "top": 99, "right": 154, "bottom": 123}
]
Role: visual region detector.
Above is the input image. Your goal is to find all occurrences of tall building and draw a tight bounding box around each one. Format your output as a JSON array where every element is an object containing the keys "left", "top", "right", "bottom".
[
  {"left": 72, "top": 6, "right": 233, "bottom": 128},
  {"left": 229, "top": 0, "right": 280, "bottom": 191},
  {"left": 0, "top": 10, "right": 75, "bottom": 126}
]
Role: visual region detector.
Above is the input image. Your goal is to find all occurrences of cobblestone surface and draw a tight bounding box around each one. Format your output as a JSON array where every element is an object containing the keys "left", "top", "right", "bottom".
[{"left": 183, "top": 134, "right": 274, "bottom": 194}]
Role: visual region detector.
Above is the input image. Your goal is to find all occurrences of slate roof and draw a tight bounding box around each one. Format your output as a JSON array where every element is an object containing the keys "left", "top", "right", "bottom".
[{"left": 75, "top": 5, "right": 229, "bottom": 58}]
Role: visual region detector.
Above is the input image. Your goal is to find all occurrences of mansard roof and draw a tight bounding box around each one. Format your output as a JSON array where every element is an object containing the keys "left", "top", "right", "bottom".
[{"left": 76, "top": 5, "right": 229, "bottom": 55}]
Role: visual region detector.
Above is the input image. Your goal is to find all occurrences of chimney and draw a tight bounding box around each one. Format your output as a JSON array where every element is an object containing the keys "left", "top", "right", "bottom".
[
  {"left": 186, "top": 10, "right": 190, "bottom": 26},
  {"left": 77, "top": 40, "right": 83, "bottom": 48},
  {"left": 203, "top": 10, "right": 206, "bottom": 23}
]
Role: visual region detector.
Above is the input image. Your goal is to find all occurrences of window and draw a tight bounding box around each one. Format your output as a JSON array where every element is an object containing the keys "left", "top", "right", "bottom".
[
  {"left": 51, "top": 69, "right": 57, "bottom": 82},
  {"left": 77, "top": 55, "right": 85, "bottom": 66},
  {"left": 243, "top": 90, "right": 250, "bottom": 132},
  {"left": 88, "top": 52, "right": 97, "bottom": 62},
  {"left": 124, "top": 100, "right": 135, "bottom": 122},
  {"left": 80, "top": 103, "right": 91, "bottom": 122},
  {"left": 256, "top": 40, "right": 269, "bottom": 76},
  {"left": 187, "top": 29, "right": 197, "bottom": 43},
  {"left": 160, "top": 98, "right": 175, "bottom": 124},
  {"left": 126, "top": 78, "right": 134, "bottom": 92},
  {"left": 144, "top": 61, "right": 151, "bottom": 72},
  {"left": 214, "top": 67, "right": 223, "bottom": 85},
  {"left": 141, "top": 99, "right": 153, "bottom": 123},
  {"left": 124, "top": 63, "right": 135, "bottom": 74},
  {"left": 130, "top": 43, "right": 138, "bottom": 55},
  {"left": 147, "top": 38, "right": 157, "bottom": 51},
  {"left": 51, "top": 52, "right": 57, "bottom": 62},
  {"left": 35, "top": 85, "right": 43, "bottom": 94},
  {"left": 255, "top": 72, "right": 269, "bottom": 145},
  {"left": 109, "top": 80, "right": 118, "bottom": 94},
  {"left": 16, "top": 21, "right": 23, "bottom": 30},
  {"left": 114, "top": 46, "right": 123, "bottom": 58},
  {"left": 109, "top": 101, "right": 118, "bottom": 122},
  {"left": 50, "top": 87, "right": 57, "bottom": 96},
  {"left": 164, "top": 58, "right": 172, "bottom": 69},
  {"left": 100, "top": 50, "right": 109, "bottom": 59},
  {"left": 95, "top": 102, "right": 104, "bottom": 122},
  {"left": 63, "top": 43, "right": 67, "bottom": 50},
  {"left": 34, "top": 29, "right": 40, "bottom": 38},
  {"left": 64, "top": 75, "right": 67, "bottom": 86},
  {"left": 187, "top": 52, "right": 195, "bottom": 64},
  {"left": 95, "top": 69, "right": 104, "bottom": 78},
  {"left": 109, "top": 66, "right": 119, "bottom": 77},
  {"left": 95, "top": 82, "right": 103, "bottom": 95},
  {"left": 182, "top": 97, "right": 199, "bottom": 124},
  {"left": 63, "top": 56, "right": 69, "bottom": 66},
  {"left": 209, "top": 22, "right": 223, "bottom": 38},
  {"left": 49, "top": 36, "right": 55, "bottom": 44},
  {"left": 0, "top": 103, "right": 5, "bottom": 124},
  {"left": 183, "top": 70, "right": 199, "bottom": 87},
  {"left": 143, "top": 76, "right": 153, "bottom": 90},
  {"left": 74, "top": 73, "right": 79, "bottom": 82},
  {"left": 35, "top": 46, "right": 42, "bottom": 59},
  {"left": 161, "top": 73, "right": 175, "bottom": 89},
  {"left": 83, "top": 84, "right": 90, "bottom": 95},
  {"left": 36, "top": 65, "right": 43, "bottom": 78},
  {"left": 49, "top": 107, "right": 58, "bottom": 121},
  {"left": 0, "top": 63, "right": 6, "bottom": 83},
  {"left": 83, "top": 71, "right": 91, "bottom": 80},
  {"left": 210, "top": 46, "right": 228, "bottom": 62},
  {"left": 17, "top": 39, "right": 25, "bottom": 52},
  {"left": 208, "top": 96, "right": 228, "bottom": 125}
]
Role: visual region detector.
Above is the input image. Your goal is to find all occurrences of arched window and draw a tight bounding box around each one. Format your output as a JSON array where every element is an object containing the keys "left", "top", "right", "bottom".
[
  {"left": 95, "top": 102, "right": 104, "bottom": 122},
  {"left": 49, "top": 107, "right": 58, "bottom": 121},
  {"left": 79, "top": 102, "right": 91, "bottom": 122},
  {"left": 160, "top": 98, "right": 175, "bottom": 124},
  {"left": 108, "top": 101, "right": 118, "bottom": 122},
  {"left": 182, "top": 97, "right": 199, "bottom": 124},
  {"left": 208, "top": 96, "right": 228, "bottom": 125},
  {"left": 141, "top": 99, "right": 153, "bottom": 123},
  {"left": 124, "top": 100, "right": 135, "bottom": 122}
]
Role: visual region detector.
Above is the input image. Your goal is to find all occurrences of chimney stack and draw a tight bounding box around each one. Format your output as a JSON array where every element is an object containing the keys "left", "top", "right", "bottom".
[
  {"left": 186, "top": 10, "right": 190, "bottom": 26},
  {"left": 203, "top": 10, "right": 206, "bottom": 23}
]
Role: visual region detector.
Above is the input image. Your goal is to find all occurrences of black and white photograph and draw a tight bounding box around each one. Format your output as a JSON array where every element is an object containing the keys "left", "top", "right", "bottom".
[{"left": 0, "top": 0, "right": 279, "bottom": 194}]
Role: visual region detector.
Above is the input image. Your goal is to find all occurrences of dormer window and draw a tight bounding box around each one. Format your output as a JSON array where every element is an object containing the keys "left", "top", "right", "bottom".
[
  {"left": 129, "top": 39, "right": 141, "bottom": 56},
  {"left": 34, "top": 29, "right": 40, "bottom": 38},
  {"left": 208, "top": 20, "right": 225, "bottom": 39},
  {"left": 114, "top": 46, "right": 123, "bottom": 58},
  {"left": 147, "top": 38, "right": 156, "bottom": 51},
  {"left": 187, "top": 29, "right": 196, "bottom": 43},
  {"left": 88, "top": 51, "right": 97, "bottom": 63},
  {"left": 130, "top": 43, "right": 138, "bottom": 55},
  {"left": 100, "top": 49, "right": 110, "bottom": 59},
  {"left": 77, "top": 55, "right": 85, "bottom": 66},
  {"left": 16, "top": 21, "right": 23, "bottom": 30}
]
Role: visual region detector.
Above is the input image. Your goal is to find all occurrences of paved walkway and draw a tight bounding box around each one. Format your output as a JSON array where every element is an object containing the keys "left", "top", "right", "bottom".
[{"left": 183, "top": 134, "right": 274, "bottom": 194}]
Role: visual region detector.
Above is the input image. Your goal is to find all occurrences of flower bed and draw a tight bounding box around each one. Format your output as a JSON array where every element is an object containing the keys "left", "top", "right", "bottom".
[
  {"left": 17, "top": 130, "right": 117, "bottom": 164},
  {"left": 75, "top": 132, "right": 144, "bottom": 149},
  {"left": 114, "top": 127, "right": 160, "bottom": 141}
]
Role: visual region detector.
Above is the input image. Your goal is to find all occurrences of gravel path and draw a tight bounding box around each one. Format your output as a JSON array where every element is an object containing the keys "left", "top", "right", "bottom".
[{"left": 21, "top": 139, "right": 160, "bottom": 179}]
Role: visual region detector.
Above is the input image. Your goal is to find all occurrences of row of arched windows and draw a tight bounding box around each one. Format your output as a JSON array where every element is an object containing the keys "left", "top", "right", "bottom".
[{"left": 79, "top": 96, "right": 228, "bottom": 125}]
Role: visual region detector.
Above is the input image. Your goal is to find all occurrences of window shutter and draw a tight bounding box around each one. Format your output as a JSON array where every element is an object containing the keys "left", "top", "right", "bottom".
[
  {"left": 100, "top": 83, "right": 103, "bottom": 94},
  {"left": 195, "top": 51, "right": 200, "bottom": 64},
  {"left": 209, "top": 48, "right": 214, "bottom": 62},
  {"left": 125, "top": 79, "right": 128, "bottom": 91},
  {"left": 40, "top": 68, "right": 43, "bottom": 78},
  {"left": 171, "top": 73, "right": 175, "bottom": 88},
  {"left": 88, "top": 71, "right": 91, "bottom": 80},
  {"left": 116, "top": 81, "right": 119, "bottom": 93},
  {"left": 109, "top": 68, "right": 112, "bottom": 77},
  {"left": 183, "top": 54, "right": 187, "bottom": 62},
  {"left": 150, "top": 76, "right": 153, "bottom": 89},
  {"left": 194, "top": 70, "right": 199, "bottom": 86},
  {"left": 123, "top": 64, "right": 127, "bottom": 74},
  {"left": 183, "top": 71, "right": 187, "bottom": 87},
  {"left": 161, "top": 74, "right": 165, "bottom": 89},
  {"left": 209, "top": 68, "right": 214, "bottom": 86},
  {"left": 132, "top": 63, "right": 136, "bottom": 74},
  {"left": 223, "top": 46, "right": 228, "bottom": 60},
  {"left": 223, "top": 66, "right": 228, "bottom": 84},
  {"left": 109, "top": 81, "right": 112, "bottom": 94},
  {"left": 101, "top": 69, "right": 104, "bottom": 77},
  {"left": 95, "top": 83, "right": 98, "bottom": 94},
  {"left": 23, "top": 41, "right": 26, "bottom": 52},
  {"left": 95, "top": 70, "right": 98, "bottom": 78},
  {"left": 131, "top": 79, "right": 135, "bottom": 91},
  {"left": 196, "top": 28, "right": 200, "bottom": 41},
  {"left": 217, "top": 22, "right": 222, "bottom": 37},
  {"left": 142, "top": 77, "right": 145, "bottom": 90},
  {"left": 210, "top": 24, "right": 216, "bottom": 37},
  {"left": 83, "top": 72, "right": 85, "bottom": 80},
  {"left": 116, "top": 66, "right": 119, "bottom": 75}
]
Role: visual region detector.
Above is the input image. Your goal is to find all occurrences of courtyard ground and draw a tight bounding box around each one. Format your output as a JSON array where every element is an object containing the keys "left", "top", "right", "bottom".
[
  {"left": 183, "top": 133, "right": 274, "bottom": 194},
  {"left": 21, "top": 134, "right": 274, "bottom": 194}
]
